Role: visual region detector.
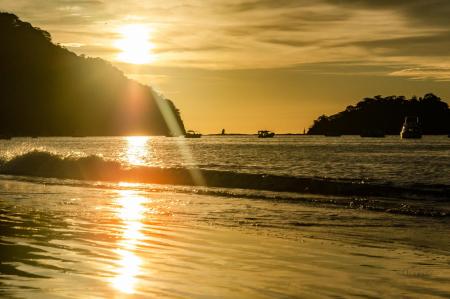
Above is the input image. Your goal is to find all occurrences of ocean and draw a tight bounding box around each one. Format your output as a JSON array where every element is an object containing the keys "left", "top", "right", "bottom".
[{"left": 0, "top": 135, "right": 449, "bottom": 298}]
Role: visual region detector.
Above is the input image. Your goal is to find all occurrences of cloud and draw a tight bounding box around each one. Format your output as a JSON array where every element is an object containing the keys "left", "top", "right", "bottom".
[
  {"left": 389, "top": 67, "right": 450, "bottom": 81},
  {"left": 153, "top": 44, "right": 231, "bottom": 54},
  {"left": 225, "top": 0, "right": 309, "bottom": 12},
  {"left": 261, "top": 38, "right": 320, "bottom": 48},
  {"left": 2, "top": 0, "right": 450, "bottom": 80},
  {"left": 349, "top": 31, "right": 450, "bottom": 57},
  {"left": 324, "top": 0, "right": 450, "bottom": 26}
]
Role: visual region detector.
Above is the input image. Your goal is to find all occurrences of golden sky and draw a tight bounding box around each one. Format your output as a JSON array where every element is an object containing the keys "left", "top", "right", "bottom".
[{"left": 1, "top": 0, "right": 449, "bottom": 133}]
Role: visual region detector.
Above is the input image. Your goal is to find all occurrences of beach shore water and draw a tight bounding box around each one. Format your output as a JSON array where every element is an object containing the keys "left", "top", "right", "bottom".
[{"left": 0, "top": 178, "right": 449, "bottom": 298}]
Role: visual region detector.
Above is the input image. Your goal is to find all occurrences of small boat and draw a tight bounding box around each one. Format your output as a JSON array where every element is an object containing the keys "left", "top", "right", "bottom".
[
  {"left": 185, "top": 130, "right": 202, "bottom": 138},
  {"left": 360, "top": 130, "right": 385, "bottom": 138},
  {"left": 258, "top": 130, "right": 275, "bottom": 138},
  {"left": 400, "top": 116, "right": 422, "bottom": 139}
]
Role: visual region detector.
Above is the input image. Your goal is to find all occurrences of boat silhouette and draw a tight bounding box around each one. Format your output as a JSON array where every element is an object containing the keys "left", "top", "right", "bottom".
[
  {"left": 185, "top": 130, "right": 202, "bottom": 138},
  {"left": 401, "top": 116, "right": 422, "bottom": 139},
  {"left": 258, "top": 130, "right": 275, "bottom": 138}
]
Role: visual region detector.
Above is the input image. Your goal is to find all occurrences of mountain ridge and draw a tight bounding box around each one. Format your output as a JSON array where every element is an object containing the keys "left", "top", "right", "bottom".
[{"left": 0, "top": 12, "right": 186, "bottom": 137}]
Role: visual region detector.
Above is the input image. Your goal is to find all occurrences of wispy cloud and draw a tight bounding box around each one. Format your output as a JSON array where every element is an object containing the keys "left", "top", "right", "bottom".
[
  {"left": 390, "top": 67, "right": 450, "bottom": 81},
  {"left": 1, "top": 0, "right": 450, "bottom": 79},
  {"left": 347, "top": 32, "right": 450, "bottom": 57},
  {"left": 324, "top": 0, "right": 450, "bottom": 27}
]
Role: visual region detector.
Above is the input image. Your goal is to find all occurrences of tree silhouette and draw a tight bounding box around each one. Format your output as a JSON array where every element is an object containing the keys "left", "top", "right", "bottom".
[
  {"left": 0, "top": 12, "right": 186, "bottom": 137},
  {"left": 308, "top": 94, "right": 449, "bottom": 135}
]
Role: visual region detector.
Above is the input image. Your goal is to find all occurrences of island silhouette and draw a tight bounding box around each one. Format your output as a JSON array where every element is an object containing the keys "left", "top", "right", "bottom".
[
  {"left": 0, "top": 13, "right": 185, "bottom": 137},
  {"left": 308, "top": 94, "right": 450, "bottom": 135}
]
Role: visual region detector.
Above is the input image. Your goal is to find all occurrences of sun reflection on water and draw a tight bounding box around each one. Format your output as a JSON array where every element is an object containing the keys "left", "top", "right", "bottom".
[
  {"left": 111, "top": 190, "right": 149, "bottom": 294},
  {"left": 125, "top": 136, "right": 151, "bottom": 166}
]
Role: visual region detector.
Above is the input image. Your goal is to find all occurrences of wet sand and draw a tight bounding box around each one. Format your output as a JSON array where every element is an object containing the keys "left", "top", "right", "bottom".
[{"left": 0, "top": 178, "right": 449, "bottom": 298}]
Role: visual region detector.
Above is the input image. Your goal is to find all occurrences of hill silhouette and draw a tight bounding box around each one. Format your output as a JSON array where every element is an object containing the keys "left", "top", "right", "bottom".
[
  {"left": 308, "top": 94, "right": 450, "bottom": 135},
  {"left": 0, "top": 12, "right": 185, "bottom": 137}
]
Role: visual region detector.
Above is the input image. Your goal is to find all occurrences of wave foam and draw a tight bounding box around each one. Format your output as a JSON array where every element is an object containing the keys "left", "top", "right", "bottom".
[{"left": 1, "top": 151, "right": 449, "bottom": 202}]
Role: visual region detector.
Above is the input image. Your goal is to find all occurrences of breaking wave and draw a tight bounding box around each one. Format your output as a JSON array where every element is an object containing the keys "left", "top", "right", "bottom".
[{"left": 0, "top": 151, "right": 449, "bottom": 217}]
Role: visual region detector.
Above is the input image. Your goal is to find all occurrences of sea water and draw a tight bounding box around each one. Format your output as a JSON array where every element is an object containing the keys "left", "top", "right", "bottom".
[
  {"left": 1, "top": 135, "right": 449, "bottom": 185},
  {"left": 0, "top": 136, "right": 449, "bottom": 298}
]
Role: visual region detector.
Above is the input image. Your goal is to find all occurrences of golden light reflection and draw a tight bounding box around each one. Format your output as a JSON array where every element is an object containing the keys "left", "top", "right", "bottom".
[
  {"left": 115, "top": 24, "right": 156, "bottom": 65},
  {"left": 125, "top": 136, "right": 151, "bottom": 166},
  {"left": 150, "top": 89, "right": 206, "bottom": 186},
  {"left": 113, "top": 249, "right": 142, "bottom": 294},
  {"left": 111, "top": 190, "right": 149, "bottom": 294}
]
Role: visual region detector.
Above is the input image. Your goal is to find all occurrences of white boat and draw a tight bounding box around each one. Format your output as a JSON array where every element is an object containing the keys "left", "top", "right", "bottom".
[
  {"left": 185, "top": 130, "right": 202, "bottom": 138},
  {"left": 400, "top": 116, "right": 422, "bottom": 139}
]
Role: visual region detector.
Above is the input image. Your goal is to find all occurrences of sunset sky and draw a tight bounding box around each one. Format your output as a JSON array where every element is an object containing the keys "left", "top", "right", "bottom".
[{"left": 1, "top": 0, "right": 450, "bottom": 133}]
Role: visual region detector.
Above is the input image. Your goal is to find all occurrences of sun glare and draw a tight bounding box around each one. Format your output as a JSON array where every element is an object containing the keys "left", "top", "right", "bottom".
[
  {"left": 111, "top": 190, "right": 150, "bottom": 294},
  {"left": 125, "top": 136, "right": 151, "bottom": 166},
  {"left": 115, "top": 24, "right": 156, "bottom": 64}
]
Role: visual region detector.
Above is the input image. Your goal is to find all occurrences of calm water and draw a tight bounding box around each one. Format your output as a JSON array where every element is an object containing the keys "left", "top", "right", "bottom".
[{"left": 0, "top": 136, "right": 449, "bottom": 298}]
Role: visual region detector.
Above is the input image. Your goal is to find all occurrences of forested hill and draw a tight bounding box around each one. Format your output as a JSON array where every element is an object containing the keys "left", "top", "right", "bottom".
[
  {"left": 308, "top": 94, "right": 450, "bottom": 135},
  {"left": 0, "top": 12, "right": 185, "bottom": 136}
]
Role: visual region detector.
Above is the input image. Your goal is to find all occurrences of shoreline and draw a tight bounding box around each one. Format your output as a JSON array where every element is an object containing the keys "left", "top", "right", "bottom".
[{"left": 0, "top": 173, "right": 449, "bottom": 218}]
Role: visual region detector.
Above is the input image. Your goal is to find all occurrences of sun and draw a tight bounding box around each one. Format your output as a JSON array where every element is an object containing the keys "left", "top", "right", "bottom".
[{"left": 115, "top": 24, "right": 156, "bottom": 65}]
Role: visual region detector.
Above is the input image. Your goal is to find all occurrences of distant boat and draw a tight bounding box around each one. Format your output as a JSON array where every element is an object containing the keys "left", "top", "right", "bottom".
[
  {"left": 360, "top": 130, "right": 385, "bottom": 138},
  {"left": 258, "top": 130, "right": 275, "bottom": 138},
  {"left": 185, "top": 130, "right": 202, "bottom": 138},
  {"left": 400, "top": 116, "right": 422, "bottom": 139}
]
